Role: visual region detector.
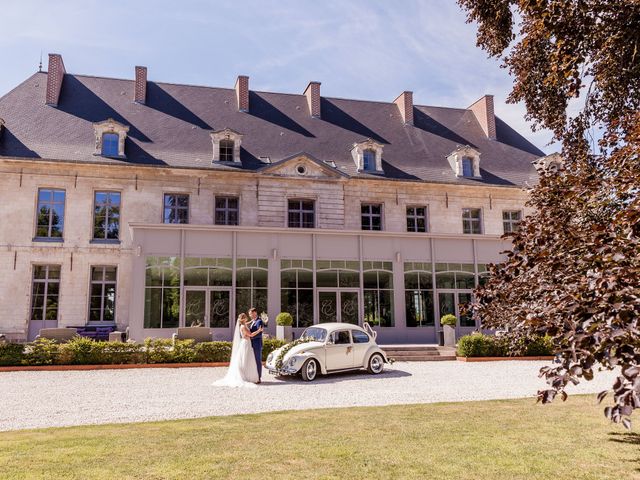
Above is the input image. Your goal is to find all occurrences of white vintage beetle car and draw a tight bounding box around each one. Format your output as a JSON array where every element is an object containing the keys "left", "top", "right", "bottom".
[{"left": 265, "top": 323, "right": 388, "bottom": 381}]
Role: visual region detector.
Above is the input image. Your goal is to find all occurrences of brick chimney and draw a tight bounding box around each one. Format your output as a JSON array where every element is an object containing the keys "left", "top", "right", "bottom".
[
  {"left": 394, "top": 91, "right": 413, "bottom": 125},
  {"left": 468, "top": 95, "right": 497, "bottom": 140},
  {"left": 45, "top": 53, "right": 66, "bottom": 107},
  {"left": 134, "top": 66, "right": 147, "bottom": 104},
  {"left": 303, "top": 81, "right": 321, "bottom": 118},
  {"left": 235, "top": 75, "right": 249, "bottom": 112}
]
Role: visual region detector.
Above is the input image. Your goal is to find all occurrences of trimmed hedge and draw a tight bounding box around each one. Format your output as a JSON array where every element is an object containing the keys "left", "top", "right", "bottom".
[
  {"left": 275, "top": 312, "right": 293, "bottom": 327},
  {"left": 0, "top": 337, "right": 287, "bottom": 367},
  {"left": 457, "top": 333, "right": 554, "bottom": 358},
  {"left": 0, "top": 342, "right": 26, "bottom": 366},
  {"left": 456, "top": 333, "right": 504, "bottom": 357}
]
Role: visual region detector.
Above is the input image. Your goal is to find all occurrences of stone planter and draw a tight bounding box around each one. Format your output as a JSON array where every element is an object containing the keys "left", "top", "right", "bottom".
[
  {"left": 276, "top": 325, "right": 293, "bottom": 341},
  {"left": 443, "top": 325, "right": 456, "bottom": 346}
]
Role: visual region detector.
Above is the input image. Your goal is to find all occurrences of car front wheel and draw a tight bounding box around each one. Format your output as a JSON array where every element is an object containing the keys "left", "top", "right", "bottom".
[
  {"left": 367, "top": 353, "right": 384, "bottom": 374},
  {"left": 301, "top": 358, "right": 318, "bottom": 381}
]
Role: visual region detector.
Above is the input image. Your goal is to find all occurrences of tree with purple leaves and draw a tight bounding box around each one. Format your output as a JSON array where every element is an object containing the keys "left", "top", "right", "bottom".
[{"left": 457, "top": 0, "right": 640, "bottom": 429}]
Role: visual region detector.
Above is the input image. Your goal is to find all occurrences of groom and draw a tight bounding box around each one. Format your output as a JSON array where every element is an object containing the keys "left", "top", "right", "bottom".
[{"left": 248, "top": 308, "right": 263, "bottom": 383}]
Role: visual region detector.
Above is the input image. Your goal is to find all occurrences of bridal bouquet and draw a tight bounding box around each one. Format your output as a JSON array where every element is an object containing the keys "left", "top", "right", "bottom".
[{"left": 260, "top": 312, "right": 269, "bottom": 326}]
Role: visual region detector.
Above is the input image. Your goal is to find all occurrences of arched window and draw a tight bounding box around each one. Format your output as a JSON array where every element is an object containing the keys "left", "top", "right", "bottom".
[
  {"left": 101, "top": 133, "right": 119, "bottom": 157},
  {"left": 219, "top": 139, "right": 234, "bottom": 162},
  {"left": 362, "top": 149, "right": 376, "bottom": 171}
]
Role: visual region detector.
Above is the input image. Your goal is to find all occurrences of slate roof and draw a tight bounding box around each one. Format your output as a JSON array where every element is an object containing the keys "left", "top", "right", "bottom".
[{"left": 0, "top": 71, "right": 543, "bottom": 187}]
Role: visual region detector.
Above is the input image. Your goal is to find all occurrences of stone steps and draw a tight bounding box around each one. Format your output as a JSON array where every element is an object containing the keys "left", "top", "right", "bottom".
[{"left": 380, "top": 345, "right": 457, "bottom": 362}]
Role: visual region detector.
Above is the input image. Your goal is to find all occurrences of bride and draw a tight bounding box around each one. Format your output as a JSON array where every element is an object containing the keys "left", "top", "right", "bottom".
[{"left": 213, "top": 313, "right": 261, "bottom": 387}]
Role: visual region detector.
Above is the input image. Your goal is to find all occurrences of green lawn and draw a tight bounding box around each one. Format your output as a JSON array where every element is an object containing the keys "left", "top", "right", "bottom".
[{"left": 0, "top": 395, "right": 637, "bottom": 480}]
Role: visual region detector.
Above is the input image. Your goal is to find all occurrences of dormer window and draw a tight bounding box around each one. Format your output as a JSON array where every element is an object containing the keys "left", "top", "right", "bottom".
[
  {"left": 93, "top": 118, "right": 129, "bottom": 158},
  {"left": 363, "top": 149, "right": 376, "bottom": 171},
  {"left": 461, "top": 157, "right": 473, "bottom": 177},
  {"left": 101, "top": 133, "right": 119, "bottom": 157},
  {"left": 447, "top": 146, "right": 481, "bottom": 178},
  {"left": 210, "top": 128, "right": 243, "bottom": 163},
  {"left": 351, "top": 139, "right": 383, "bottom": 173},
  {"left": 219, "top": 139, "right": 234, "bottom": 161}
]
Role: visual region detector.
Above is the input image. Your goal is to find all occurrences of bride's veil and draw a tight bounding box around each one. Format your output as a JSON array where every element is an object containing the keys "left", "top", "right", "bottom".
[
  {"left": 229, "top": 317, "right": 241, "bottom": 364},
  {"left": 213, "top": 315, "right": 256, "bottom": 387}
]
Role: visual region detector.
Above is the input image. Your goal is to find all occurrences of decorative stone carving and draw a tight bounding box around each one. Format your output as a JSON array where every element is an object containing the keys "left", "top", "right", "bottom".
[
  {"left": 447, "top": 145, "right": 481, "bottom": 178},
  {"left": 210, "top": 128, "right": 243, "bottom": 163},
  {"left": 93, "top": 118, "right": 129, "bottom": 158},
  {"left": 260, "top": 153, "right": 345, "bottom": 179},
  {"left": 351, "top": 139, "right": 384, "bottom": 172},
  {"left": 532, "top": 153, "right": 564, "bottom": 174}
]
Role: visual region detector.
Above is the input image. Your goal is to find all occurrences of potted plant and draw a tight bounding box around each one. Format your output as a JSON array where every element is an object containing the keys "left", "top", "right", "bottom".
[
  {"left": 275, "top": 312, "right": 294, "bottom": 341},
  {"left": 440, "top": 314, "right": 457, "bottom": 346}
]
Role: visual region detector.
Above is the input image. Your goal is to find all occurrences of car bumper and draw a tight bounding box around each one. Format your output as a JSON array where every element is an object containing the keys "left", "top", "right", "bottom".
[{"left": 267, "top": 365, "right": 299, "bottom": 375}]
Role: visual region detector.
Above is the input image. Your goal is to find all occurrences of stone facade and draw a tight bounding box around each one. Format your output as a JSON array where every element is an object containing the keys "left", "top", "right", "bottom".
[{"left": 0, "top": 155, "right": 529, "bottom": 342}]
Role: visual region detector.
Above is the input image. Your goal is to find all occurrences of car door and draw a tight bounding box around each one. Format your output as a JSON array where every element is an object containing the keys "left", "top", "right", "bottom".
[
  {"left": 350, "top": 329, "right": 371, "bottom": 367},
  {"left": 324, "top": 330, "right": 354, "bottom": 370}
]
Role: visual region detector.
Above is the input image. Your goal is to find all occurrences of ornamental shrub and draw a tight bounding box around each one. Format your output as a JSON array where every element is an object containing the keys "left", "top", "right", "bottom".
[
  {"left": 24, "top": 338, "right": 60, "bottom": 365},
  {"left": 524, "top": 335, "right": 555, "bottom": 356},
  {"left": 262, "top": 338, "right": 287, "bottom": 361},
  {"left": 457, "top": 333, "right": 554, "bottom": 357},
  {"left": 275, "top": 312, "right": 293, "bottom": 326},
  {"left": 193, "top": 342, "right": 232, "bottom": 362},
  {"left": 100, "top": 341, "right": 145, "bottom": 364},
  {"left": 143, "top": 338, "right": 196, "bottom": 363},
  {"left": 0, "top": 343, "right": 25, "bottom": 366},
  {"left": 440, "top": 314, "right": 457, "bottom": 327},
  {"left": 457, "top": 333, "right": 499, "bottom": 357},
  {"left": 59, "top": 337, "right": 101, "bottom": 365},
  {"left": 3, "top": 336, "right": 288, "bottom": 367}
]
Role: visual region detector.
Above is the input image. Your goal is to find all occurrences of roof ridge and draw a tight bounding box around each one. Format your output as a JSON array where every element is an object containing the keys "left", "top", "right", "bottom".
[{"left": 53, "top": 73, "right": 472, "bottom": 111}]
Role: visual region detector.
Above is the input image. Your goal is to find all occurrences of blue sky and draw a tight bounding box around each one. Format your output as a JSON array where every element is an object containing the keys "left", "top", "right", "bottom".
[{"left": 0, "top": 0, "right": 553, "bottom": 152}]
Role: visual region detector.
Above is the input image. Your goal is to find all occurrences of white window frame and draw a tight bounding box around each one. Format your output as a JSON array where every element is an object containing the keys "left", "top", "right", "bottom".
[
  {"left": 88, "top": 265, "right": 118, "bottom": 324},
  {"left": 462, "top": 207, "right": 483, "bottom": 234},
  {"left": 361, "top": 203, "right": 383, "bottom": 231},
  {"left": 214, "top": 195, "right": 240, "bottom": 226},
  {"left": 502, "top": 209, "right": 522, "bottom": 234},
  {"left": 287, "top": 199, "right": 316, "bottom": 228},
  {"left": 406, "top": 205, "right": 429, "bottom": 233},
  {"left": 163, "top": 192, "right": 190, "bottom": 224}
]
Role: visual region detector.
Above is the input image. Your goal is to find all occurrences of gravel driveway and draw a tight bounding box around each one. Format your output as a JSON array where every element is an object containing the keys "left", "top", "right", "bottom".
[{"left": 0, "top": 361, "right": 617, "bottom": 431}]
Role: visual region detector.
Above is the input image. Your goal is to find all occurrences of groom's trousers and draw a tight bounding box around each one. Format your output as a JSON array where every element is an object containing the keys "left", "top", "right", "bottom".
[{"left": 252, "top": 339, "right": 263, "bottom": 379}]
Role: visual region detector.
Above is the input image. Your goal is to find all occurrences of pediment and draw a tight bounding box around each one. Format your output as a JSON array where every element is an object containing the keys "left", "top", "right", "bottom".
[
  {"left": 93, "top": 118, "right": 129, "bottom": 133},
  {"left": 259, "top": 153, "right": 347, "bottom": 179},
  {"left": 448, "top": 145, "right": 480, "bottom": 158}
]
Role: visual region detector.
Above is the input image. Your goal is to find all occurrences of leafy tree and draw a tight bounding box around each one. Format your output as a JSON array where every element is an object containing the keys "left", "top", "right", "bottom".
[{"left": 457, "top": 0, "right": 640, "bottom": 429}]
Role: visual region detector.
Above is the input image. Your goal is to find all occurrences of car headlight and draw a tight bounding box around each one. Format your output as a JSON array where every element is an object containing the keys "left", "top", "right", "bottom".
[
  {"left": 287, "top": 357, "right": 297, "bottom": 367},
  {"left": 267, "top": 353, "right": 273, "bottom": 363}
]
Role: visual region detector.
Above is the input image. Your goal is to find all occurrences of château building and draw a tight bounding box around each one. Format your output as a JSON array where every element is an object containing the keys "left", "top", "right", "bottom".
[{"left": 0, "top": 54, "right": 546, "bottom": 343}]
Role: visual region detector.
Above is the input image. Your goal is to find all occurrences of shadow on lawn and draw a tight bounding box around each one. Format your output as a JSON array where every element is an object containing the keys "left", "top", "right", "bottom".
[
  {"left": 263, "top": 367, "right": 411, "bottom": 386},
  {"left": 608, "top": 431, "right": 640, "bottom": 445},
  {"left": 608, "top": 432, "right": 640, "bottom": 472}
]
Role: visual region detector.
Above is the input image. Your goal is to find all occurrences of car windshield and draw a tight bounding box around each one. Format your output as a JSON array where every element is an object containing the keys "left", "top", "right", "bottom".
[{"left": 301, "top": 327, "right": 328, "bottom": 342}]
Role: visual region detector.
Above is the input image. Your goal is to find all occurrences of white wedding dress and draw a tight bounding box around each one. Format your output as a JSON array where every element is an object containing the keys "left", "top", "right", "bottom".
[{"left": 213, "top": 321, "right": 259, "bottom": 388}]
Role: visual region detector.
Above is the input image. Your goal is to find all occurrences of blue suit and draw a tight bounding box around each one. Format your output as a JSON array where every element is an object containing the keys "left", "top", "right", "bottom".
[{"left": 249, "top": 318, "right": 263, "bottom": 380}]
